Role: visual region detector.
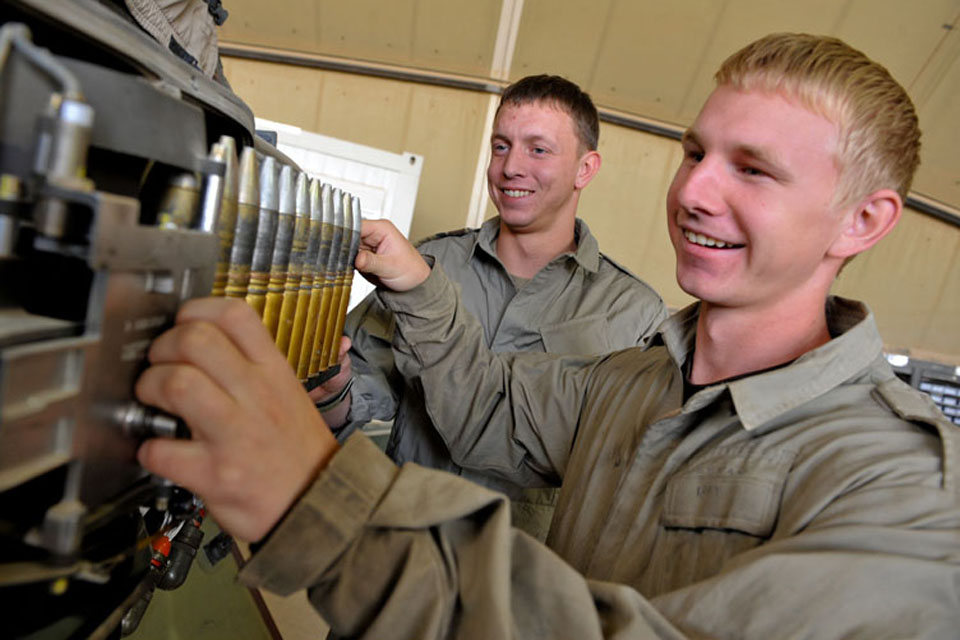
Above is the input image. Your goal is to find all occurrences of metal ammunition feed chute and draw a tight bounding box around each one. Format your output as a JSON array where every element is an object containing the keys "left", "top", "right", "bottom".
[{"left": 0, "top": 2, "right": 362, "bottom": 637}]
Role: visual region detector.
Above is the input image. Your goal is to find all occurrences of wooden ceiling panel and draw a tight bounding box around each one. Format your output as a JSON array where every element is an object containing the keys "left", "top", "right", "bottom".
[
  {"left": 511, "top": 0, "right": 615, "bottom": 86},
  {"left": 911, "top": 30, "right": 960, "bottom": 207},
  {"left": 588, "top": 0, "right": 728, "bottom": 124},
  {"left": 314, "top": 1, "right": 419, "bottom": 65},
  {"left": 218, "top": 0, "right": 321, "bottom": 52},
  {"left": 220, "top": 0, "right": 500, "bottom": 76},
  {"left": 668, "top": 0, "right": 851, "bottom": 121},
  {"left": 830, "top": 0, "right": 960, "bottom": 89},
  {"left": 410, "top": 0, "right": 502, "bottom": 76}
]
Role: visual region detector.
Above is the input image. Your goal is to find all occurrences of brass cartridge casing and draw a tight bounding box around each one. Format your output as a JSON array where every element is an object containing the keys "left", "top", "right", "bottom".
[
  {"left": 300, "top": 186, "right": 341, "bottom": 380},
  {"left": 211, "top": 136, "right": 238, "bottom": 296},
  {"left": 156, "top": 172, "right": 200, "bottom": 229},
  {"left": 329, "top": 195, "right": 362, "bottom": 368},
  {"left": 287, "top": 180, "right": 324, "bottom": 371},
  {"left": 314, "top": 189, "right": 350, "bottom": 377},
  {"left": 224, "top": 146, "right": 259, "bottom": 299},
  {"left": 275, "top": 172, "right": 312, "bottom": 354},
  {"left": 262, "top": 165, "right": 297, "bottom": 338},
  {"left": 244, "top": 156, "right": 279, "bottom": 317}
]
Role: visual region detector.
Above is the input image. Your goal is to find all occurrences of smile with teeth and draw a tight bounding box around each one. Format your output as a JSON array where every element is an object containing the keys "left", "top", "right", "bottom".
[
  {"left": 684, "top": 230, "right": 743, "bottom": 249},
  {"left": 502, "top": 188, "right": 533, "bottom": 198}
]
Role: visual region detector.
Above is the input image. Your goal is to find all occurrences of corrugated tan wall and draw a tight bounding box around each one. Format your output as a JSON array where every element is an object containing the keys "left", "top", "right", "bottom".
[{"left": 218, "top": 1, "right": 960, "bottom": 361}]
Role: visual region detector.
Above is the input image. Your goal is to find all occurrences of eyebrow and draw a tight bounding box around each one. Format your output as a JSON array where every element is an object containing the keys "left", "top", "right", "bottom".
[
  {"left": 682, "top": 129, "right": 790, "bottom": 180},
  {"left": 490, "top": 132, "right": 555, "bottom": 149}
]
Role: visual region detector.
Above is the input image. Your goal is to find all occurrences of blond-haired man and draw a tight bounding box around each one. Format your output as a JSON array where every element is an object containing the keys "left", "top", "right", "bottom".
[{"left": 137, "top": 34, "right": 959, "bottom": 638}]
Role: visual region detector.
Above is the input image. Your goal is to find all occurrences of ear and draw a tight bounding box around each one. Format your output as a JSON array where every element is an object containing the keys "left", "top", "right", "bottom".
[
  {"left": 827, "top": 188, "right": 902, "bottom": 259},
  {"left": 574, "top": 150, "right": 602, "bottom": 190}
]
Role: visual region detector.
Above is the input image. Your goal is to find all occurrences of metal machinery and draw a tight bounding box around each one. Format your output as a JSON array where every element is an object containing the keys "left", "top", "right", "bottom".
[{"left": 0, "top": 1, "right": 359, "bottom": 637}]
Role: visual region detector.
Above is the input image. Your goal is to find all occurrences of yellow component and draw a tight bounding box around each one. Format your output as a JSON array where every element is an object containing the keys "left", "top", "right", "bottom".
[
  {"left": 0, "top": 173, "right": 22, "bottom": 200},
  {"left": 50, "top": 577, "right": 69, "bottom": 596}
]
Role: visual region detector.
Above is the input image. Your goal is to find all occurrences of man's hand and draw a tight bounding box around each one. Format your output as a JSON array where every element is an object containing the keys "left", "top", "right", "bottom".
[
  {"left": 355, "top": 219, "right": 430, "bottom": 291},
  {"left": 308, "top": 337, "right": 353, "bottom": 429},
  {"left": 308, "top": 337, "right": 353, "bottom": 403},
  {"left": 135, "top": 298, "right": 339, "bottom": 542}
]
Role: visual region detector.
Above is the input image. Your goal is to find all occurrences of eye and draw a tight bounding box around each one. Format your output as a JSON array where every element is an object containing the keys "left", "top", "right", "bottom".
[
  {"left": 532, "top": 146, "right": 547, "bottom": 155},
  {"left": 492, "top": 142, "right": 508, "bottom": 154},
  {"left": 740, "top": 165, "right": 769, "bottom": 178},
  {"left": 684, "top": 148, "right": 704, "bottom": 163}
]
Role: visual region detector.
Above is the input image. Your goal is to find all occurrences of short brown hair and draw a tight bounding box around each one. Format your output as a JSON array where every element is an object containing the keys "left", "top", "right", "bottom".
[
  {"left": 498, "top": 75, "right": 600, "bottom": 152},
  {"left": 716, "top": 33, "right": 921, "bottom": 206}
]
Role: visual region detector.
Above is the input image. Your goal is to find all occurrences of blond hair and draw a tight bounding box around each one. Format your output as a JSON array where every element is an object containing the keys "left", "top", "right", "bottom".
[{"left": 716, "top": 33, "right": 920, "bottom": 206}]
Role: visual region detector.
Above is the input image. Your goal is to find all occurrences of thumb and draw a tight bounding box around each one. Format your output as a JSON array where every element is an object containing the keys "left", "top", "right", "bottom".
[{"left": 355, "top": 249, "right": 384, "bottom": 278}]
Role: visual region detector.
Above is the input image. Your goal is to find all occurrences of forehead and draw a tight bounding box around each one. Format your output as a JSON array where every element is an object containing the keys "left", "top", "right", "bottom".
[
  {"left": 690, "top": 85, "right": 840, "bottom": 168},
  {"left": 493, "top": 100, "right": 577, "bottom": 136}
]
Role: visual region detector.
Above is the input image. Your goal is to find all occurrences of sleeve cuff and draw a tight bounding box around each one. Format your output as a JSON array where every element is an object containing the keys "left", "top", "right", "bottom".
[
  {"left": 378, "top": 258, "right": 455, "bottom": 318},
  {"left": 238, "top": 434, "right": 399, "bottom": 595}
]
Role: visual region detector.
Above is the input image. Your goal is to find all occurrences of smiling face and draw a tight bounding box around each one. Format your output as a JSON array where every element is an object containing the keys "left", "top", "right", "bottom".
[
  {"left": 667, "top": 85, "right": 853, "bottom": 313},
  {"left": 487, "top": 101, "right": 596, "bottom": 234}
]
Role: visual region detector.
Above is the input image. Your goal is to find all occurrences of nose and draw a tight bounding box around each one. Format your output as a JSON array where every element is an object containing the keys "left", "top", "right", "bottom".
[
  {"left": 500, "top": 147, "right": 525, "bottom": 178},
  {"left": 672, "top": 156, "right": 724, "bottom": 216}
]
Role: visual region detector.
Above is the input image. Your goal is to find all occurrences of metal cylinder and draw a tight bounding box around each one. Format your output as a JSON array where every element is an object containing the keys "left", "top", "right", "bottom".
[
  {"left": 224, "top": 147, "right": 259, "bottom": 299},
  {"left": 211, "top": 136, "right": 238, "bottom": 296},
  {"left": 297, "top": 189, "right": 343, "bottom": 382},
  {"left": 276, "top": 173, "right": 312, "bottom": 355},
  {"left": 296, "top": 184, "right": 337, "bottom": 380},
  {"left": 316, "top": 190, "right": 352, "bottom": 375},
  {"left": 329, "top": 195, "right": 363, "bottom": 368},
  {"left": 33, "top": 98, "right": 95, "bottom": 238},
  {"left": 46, "top": 98, "right": 94, "bottom": 185},
  {"left": 198, "top": 144, "right": 225, "bottom": 233},
  {"left": 244, "top": 156, "right": 279, "bottom": 317},
  {"left": 156, "top": 172, "right": 200, "bottom": 230},
  {"left": 261, "top": 165, "right": 297, "bottom": 338}
]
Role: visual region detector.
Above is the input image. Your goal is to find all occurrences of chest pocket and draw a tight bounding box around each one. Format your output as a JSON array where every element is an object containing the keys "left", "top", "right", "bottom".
[
  {"left": 540, "top": 313, "right": 612, "bottom": 356},
  {"left": 661, "top": 446, "right": 796, "bottom": 537}
]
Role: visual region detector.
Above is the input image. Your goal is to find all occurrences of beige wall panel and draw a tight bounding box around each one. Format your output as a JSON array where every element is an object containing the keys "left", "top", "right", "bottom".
[
  {"left": 833, "top": 209, "right": 960, "bottom": 358},
  {"left": 401, "top": 87, "right": 491, "bottom": 242},
  {"left": 921, "top": 244, "right": 960, "bottom": 359},
  {"left": 511, "top": 0, "right": 615, "bottom": 84},
  {"left": 315, "top": 74, "right": 414, "bottom": 151},
  {"left": 221, "top": 57, "right": 323, "bottom": 131},
  {"left": 579, "top": 125, "right": 695, "bottom": 310},
  {"left": 219, "top": 0, "right": 500, "bottom": 77},
  {"left": 912, "top": 40, "right": 960, "bottom": 208}
]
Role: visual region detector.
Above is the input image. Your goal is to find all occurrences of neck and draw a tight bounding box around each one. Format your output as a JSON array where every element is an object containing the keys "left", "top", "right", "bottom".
[
  {"left": 495, "top": 216, "right": 578, "bottom": 279},
  {"left": 690, "top": 288, "right": 833, "bottom": 385}
]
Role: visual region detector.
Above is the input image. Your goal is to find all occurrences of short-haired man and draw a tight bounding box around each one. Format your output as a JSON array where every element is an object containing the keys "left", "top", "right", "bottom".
[
  {"left": 137, "top": 34, "right": 959, "bottom": 638},
  {"left": 313, "top": 74, "right": 666, "bottom": 539}
]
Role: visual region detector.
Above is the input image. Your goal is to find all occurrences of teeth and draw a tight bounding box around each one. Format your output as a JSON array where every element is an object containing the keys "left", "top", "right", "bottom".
[
  {"left": 684, "top": 230, "right": 734, "bottom": 248},
  {"left": 503, "top": 189, "right": 532, "bottom": 198}
]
